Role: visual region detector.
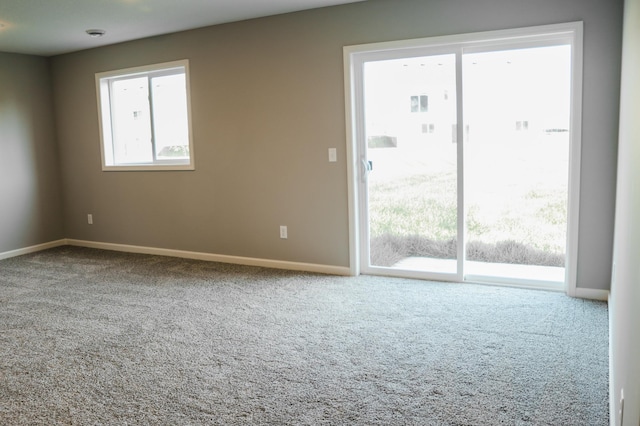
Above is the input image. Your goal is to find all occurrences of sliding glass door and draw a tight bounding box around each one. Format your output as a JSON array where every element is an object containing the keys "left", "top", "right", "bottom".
[
  {"left": 346, "top": 23, "right": 582, "bottom": 291},
  {"left": 363, "top": 53, "right": 460, "bottom": 279},
  {"left": 463, "top": 45, "right": 572, "bottom": 285}
]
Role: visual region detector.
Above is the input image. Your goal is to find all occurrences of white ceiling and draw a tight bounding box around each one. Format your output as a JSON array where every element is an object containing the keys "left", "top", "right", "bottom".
[{"left": 0, "top": 0, "right": 365, "bottom": 57}]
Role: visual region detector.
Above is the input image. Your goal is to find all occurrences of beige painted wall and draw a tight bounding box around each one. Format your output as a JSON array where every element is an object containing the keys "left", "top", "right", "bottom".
[
  {"left": 0, "top": 52, "right": 63, "bottom": 253},
  {"left": 51, "top": 0, "right": 623, "bottom": 289}
]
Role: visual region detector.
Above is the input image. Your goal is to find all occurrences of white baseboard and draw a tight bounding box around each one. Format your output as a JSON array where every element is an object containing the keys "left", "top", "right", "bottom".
[
  {"left": 574, "top": 287, "right": 610, "bottom": 301},
  {"left": 608, "top": 291, "right": 614, "bottom": 426},
  {"left": 66, "top": 239, "right": 352, "bottom": 276},
  {"left": 0, "top": 239, "right": 67, "bottom": 261}
]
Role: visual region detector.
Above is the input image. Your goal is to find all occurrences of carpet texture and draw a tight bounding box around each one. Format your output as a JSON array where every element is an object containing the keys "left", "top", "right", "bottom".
[{"left": 0, "top": 246, "right": 608, "bottom": 425}]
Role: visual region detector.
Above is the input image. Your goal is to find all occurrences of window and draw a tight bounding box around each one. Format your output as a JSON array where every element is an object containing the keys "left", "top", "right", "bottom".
[
  {"left": 96, "top": 60, "right": 194, "bottom": 171},
  {"left": 410, "top": 95, "right": 428, "bottom": 112}
]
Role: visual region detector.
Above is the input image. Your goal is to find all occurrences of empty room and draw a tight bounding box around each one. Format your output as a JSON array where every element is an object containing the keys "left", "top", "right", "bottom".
[{"left": 1, "top": 0, "right": 638, "bottom": 424}]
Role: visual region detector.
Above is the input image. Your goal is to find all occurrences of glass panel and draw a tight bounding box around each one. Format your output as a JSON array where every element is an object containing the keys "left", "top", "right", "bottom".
[
  {"left": 462, "top": 45, "right": 571, "bottom": 282},
  {"left": 111, "top": 76, "right": 152, "bottom": 164},
  {"left": 364, "top": 54, "right": 458, "bottom": 273},
  {"left": 151, "top": 72, "right": 190, "bottom": 161}
]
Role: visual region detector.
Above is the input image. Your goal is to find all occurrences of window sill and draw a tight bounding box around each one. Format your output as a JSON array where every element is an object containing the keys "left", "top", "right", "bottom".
[{"left": 101, "top": 164, "right": 195, "bottom": 172}]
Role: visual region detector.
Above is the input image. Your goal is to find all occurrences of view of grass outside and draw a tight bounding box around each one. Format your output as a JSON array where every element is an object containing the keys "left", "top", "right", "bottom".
[
  {"left": 364, "top": 45, "right": 571, "bottom": 272},
  {"left": 368, "top": 133, "right": 568, "bottom": 268}
]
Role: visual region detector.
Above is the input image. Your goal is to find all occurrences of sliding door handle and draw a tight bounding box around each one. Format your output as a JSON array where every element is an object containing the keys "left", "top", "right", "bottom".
[{"left": 361, "top": 158, "right": 373, "bottom": 181}]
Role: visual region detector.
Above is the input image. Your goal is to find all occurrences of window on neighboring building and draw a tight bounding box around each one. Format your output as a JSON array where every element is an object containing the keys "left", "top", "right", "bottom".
[
  {"left": 410, "top": 95, "right": 429, "bottom": 113},
  {"left": 95, "top": 60, "right": 194, "bottom": 171}
]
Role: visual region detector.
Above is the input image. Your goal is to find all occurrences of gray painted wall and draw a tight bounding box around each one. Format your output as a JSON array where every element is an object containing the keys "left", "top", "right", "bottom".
[
  {"left": 610, "top": 0, "right": 640, "bottom": 423},
  {"left": 50, "top": 0, "right": 623, "bottom": 290},
  {"left": 0, "top": 53, "right": 63, "bottom": 253}
]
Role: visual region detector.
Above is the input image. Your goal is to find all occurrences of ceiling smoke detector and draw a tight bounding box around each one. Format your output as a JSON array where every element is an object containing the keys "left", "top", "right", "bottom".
[{"left": 86, "top": 29, "right": 106, "bottom": 38}]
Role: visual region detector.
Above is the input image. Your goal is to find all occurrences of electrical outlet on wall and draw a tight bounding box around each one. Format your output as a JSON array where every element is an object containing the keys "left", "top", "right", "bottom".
[
  {"left": 87, "top": 214, "right": 93, "bottom": 225},
  {"left": 280, "top": 225, "right": 288, "bottom": 239}
]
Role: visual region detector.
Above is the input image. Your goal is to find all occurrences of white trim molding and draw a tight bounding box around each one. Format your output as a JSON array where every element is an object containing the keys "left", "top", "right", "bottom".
[
  {"left": 0, "top": 239, "right": 67, "bottom": 261},
  {"left": 66, "top": 239, "right": 352, "bottom": 276},
  {"left": 573, "top": 287, "right": 609, "bottom": 301}
]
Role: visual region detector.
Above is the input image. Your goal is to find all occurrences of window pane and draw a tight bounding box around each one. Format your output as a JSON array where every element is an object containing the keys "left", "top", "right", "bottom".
[
  {"left": 463, "top": 45, "right": 571, "bottom": 282},
  {"left": 111, "top": 77, "right": 152, "bottom": 164},
  {"left": 410, "top": 95, "right": 419, "bottom": 112},
  {"left": 420, "top": 95, "right": 428, "bottom": 112},
  {"left": 151, "top": 73, "right": 189, "bottom": 161},
  {"left": 365, "top": 54, "right": 458, "bottom": 273}
]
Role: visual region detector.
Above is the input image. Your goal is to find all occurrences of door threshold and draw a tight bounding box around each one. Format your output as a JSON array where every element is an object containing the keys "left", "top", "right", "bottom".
[{"left": 392, "top": 256, "right": 564, "bottom": 288}]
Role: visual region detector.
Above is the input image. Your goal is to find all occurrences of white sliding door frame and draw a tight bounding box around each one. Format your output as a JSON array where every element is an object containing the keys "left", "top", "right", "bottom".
[{"left": 344, "top": 22, "right": 583, "bottom": 295}]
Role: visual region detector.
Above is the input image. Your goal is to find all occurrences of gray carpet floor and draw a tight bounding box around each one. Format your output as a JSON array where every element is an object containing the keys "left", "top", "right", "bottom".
[{"left": 0, "top": 246, "right": 609, "bottom": 425}]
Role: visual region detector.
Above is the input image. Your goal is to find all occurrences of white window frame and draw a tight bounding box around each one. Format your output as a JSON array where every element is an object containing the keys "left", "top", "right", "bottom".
[{"left": 95, "top": 59, "right": 195, "bottom": 171}]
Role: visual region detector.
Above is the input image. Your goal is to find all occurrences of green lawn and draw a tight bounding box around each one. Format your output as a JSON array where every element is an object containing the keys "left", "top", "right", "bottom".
[{"left": 367, "top": 135, "right": 568, "bottom": 267}]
